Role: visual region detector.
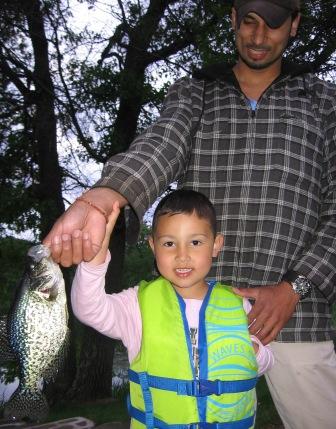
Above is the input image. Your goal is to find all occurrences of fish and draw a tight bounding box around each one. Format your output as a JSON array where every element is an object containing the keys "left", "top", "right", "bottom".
[{"left": 0, "top": 244, "right": 69, "bottom": 422}]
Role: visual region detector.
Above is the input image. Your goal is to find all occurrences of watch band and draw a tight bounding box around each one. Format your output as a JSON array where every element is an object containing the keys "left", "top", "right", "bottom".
[{"left": 282, "top": 270, "right": 301, "bottom": 284}]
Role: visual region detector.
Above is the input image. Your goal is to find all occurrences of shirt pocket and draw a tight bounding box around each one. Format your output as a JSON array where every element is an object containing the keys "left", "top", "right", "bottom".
[
  {"left": 270, "top": 114, "right": 324, "bottom": 182},
  {"left": 191, "top": 120, "right": 249, "bottom": 172}
]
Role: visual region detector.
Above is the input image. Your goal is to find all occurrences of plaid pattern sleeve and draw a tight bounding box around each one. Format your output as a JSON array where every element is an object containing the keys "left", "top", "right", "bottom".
[
  {"left": 95, "top": 77, "right": 203, "bottom": 219},
  {"left": 291, "top": 85, "right": 336, "bottom": 304},
  {"left": 94, "top": 68, "right": 336, "bottom": 342}
]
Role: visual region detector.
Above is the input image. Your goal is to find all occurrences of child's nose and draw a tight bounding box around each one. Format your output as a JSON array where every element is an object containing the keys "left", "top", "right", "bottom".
[{"left": 176, "top": 246, "right": 190, "bottom": 262}]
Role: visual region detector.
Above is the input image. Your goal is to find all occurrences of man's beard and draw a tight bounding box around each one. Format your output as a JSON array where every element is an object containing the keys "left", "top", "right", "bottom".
[
  {"left": 237, "top": 40, "right": 288, "bottom": 71},
  {"left": 239, "top": 51, "right": 283, "bottom": 70}
]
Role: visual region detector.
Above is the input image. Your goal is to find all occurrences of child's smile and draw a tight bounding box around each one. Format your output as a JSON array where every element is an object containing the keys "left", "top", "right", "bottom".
[{"left": 175, "top": 268, "right": 193, "bottom": 278}]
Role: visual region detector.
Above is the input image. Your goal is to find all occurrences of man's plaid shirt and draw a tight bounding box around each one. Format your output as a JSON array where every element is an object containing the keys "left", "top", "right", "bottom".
[{"left": 96, "top": 62, "right": 336, "bottom": 342}]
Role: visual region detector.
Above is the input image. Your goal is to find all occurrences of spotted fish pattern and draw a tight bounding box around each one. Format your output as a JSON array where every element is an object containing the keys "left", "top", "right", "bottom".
[{"left": 0, "top": 244, "right": 69, "bottom": 422}]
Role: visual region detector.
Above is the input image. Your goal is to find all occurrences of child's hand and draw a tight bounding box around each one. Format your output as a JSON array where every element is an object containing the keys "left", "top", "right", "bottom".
[{"left": 87, "top": 201, "right": 120, "bottom": 266}]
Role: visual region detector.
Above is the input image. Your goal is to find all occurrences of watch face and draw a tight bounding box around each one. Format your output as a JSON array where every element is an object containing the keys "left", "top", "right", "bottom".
[{"left": 293, "top": 276, "right": 311, "bottom": 298}]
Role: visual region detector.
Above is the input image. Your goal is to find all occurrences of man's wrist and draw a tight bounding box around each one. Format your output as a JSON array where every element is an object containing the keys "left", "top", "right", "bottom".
[
  {"left": 282, "top": 270, "right": 312, "bottom": 300},
  {"left": 84, "top": 187, "right": 128, "bottom": 213}
]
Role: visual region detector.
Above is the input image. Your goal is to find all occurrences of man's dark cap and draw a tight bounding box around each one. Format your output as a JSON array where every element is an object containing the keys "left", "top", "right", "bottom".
[{"left": 233, "top": 0, "right": 300, "bottom": 29}]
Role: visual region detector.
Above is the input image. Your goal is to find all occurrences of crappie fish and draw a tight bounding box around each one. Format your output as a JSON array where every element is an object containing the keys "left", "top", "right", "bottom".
[{"left": 0, "top": 244, "right": 69, "bottom": 422}]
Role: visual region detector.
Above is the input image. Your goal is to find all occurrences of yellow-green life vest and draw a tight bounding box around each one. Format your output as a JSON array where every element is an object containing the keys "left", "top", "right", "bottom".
[{"left": 128, "top": 277, "right": 258, "bottom": 429}]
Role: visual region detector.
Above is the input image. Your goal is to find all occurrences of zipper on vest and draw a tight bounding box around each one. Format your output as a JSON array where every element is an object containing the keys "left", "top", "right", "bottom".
[{"left": 175, "top": 292, "right": 197, "bottom": 379}]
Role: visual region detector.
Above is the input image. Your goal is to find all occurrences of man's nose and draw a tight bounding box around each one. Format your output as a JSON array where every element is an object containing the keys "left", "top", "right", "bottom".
[{"left": 252, "top": 22, "right": 267, "bottom": 45}]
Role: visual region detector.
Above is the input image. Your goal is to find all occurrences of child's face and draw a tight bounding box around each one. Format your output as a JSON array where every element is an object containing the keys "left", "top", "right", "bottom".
[{"left": 148, "top": 212, "right": 223, "bottom": 299}]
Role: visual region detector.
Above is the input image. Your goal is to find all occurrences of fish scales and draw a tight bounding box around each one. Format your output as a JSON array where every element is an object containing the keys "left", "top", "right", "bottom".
[{"left": 0, "top": 244, "right": 69, "bottom": 422}]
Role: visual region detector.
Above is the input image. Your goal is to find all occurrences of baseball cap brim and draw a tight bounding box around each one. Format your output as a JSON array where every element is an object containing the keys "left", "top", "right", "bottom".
[{"left": 236, "top": 1, "right": 292, "bottom": 28}]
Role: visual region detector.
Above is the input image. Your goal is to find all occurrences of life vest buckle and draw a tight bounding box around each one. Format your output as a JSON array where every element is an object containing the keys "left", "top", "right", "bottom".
[
  {"left": 189, "top": 379, "right": 214, "bottom": 396},
  {"left": 189, "top": 380, "right": 201, "bottom": 396}
]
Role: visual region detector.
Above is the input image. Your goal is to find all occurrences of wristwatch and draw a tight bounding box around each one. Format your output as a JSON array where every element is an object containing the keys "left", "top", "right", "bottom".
[{"left": 282, "top": 271, "right": 312, "bottom": 300}]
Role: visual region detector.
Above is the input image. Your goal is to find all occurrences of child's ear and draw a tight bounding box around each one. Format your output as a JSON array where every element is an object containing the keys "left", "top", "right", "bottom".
[
  {"left": 148, "top": 235, "right": 155, "bottom": 254},
  {"left": 212, "top": 233, "right": 224, "bottom": 257}
]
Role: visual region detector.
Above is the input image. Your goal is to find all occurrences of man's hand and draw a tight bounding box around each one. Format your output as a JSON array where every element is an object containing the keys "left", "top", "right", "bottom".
[
  {"left": 233, "top": 282, "right": 300, "bottom": 345},
  {"left": 43, "top": 188, "right": 127, "bottom": 267}
]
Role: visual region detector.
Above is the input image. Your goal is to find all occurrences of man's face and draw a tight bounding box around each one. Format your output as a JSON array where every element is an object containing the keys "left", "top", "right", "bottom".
[{"left": 231, "top": 9, "right": 300, "bottom": 70}]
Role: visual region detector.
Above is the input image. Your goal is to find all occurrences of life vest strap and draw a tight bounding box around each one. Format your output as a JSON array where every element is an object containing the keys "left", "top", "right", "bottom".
[
  {"left": 138, "top": 371, "right": 154, "bottom": 429},
  {"left": 129, "top": 370, "right": 258, "bottom": 396},
  {"left": 128, "top": 402, "right": 255, "bottom": 429}
]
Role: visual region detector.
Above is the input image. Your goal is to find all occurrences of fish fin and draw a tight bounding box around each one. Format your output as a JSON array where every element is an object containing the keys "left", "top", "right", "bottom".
[
  {"left": 42, "top": 328, "right": 71, "bottom": 383},
  {"left": 4, "top": 387, "right": 49, "bottom": 422},
  {"left": 0, "top": 315, "right": 16, "bottom": 363}
]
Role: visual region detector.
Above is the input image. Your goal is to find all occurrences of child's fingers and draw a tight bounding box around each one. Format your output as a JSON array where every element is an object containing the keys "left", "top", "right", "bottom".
[
  {"left": 105, "top": 201, "right": 120, "bottom": 235},
  {"left": 87, "top": 202, "right": 120, "bottom": 266}
]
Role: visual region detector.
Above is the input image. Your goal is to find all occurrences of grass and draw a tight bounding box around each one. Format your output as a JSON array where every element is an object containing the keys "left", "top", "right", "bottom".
[
  {"left": 47, "top": 397, "right": 129, "bottom": 425},
  {"left": 255, "top": 376, "right": 283, "bottom": 428},
  {"left": 45, "top": 376, "right": 282, "bottom": 428},
  {"left": 46, "top": 381, "right": 130, "bottom": 424}
]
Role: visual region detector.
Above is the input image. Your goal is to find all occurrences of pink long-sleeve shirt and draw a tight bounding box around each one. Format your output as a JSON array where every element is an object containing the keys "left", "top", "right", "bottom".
[{"left": 71, "top": 253, "right": 274, "bottom": 376}]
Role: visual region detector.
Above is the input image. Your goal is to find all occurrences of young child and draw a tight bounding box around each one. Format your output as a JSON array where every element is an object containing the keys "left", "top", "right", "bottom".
[{"left": 71, "top": 189, "right": 273, "bottom": 428}]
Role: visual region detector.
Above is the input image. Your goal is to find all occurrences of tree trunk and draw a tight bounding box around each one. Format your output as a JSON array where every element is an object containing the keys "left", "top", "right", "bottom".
[
  {"left": 66, "top": 327, "right": 116, "bottom": 401},
  {"left": 22, "top": 0, "right": 65, "bottom": 237}
]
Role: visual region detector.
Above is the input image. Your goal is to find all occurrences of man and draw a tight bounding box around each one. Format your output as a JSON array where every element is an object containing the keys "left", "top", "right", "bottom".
[{"left": 45, "top": 1, "right": 336, "bottom": 427}]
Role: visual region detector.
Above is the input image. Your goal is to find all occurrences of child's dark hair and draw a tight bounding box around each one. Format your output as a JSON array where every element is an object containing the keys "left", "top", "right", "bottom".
[{"left": 152, "top": 189, "right": 217, "bottom": 235}]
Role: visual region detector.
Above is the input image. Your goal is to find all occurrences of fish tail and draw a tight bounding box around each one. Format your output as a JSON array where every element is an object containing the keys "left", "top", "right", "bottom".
[{"left": 4, "top": 387, "right": 49, "bottom": 422}]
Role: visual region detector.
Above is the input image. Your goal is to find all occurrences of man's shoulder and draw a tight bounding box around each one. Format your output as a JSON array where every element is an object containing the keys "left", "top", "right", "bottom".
[
  {"left": 191, "top": 62, "right": 234, "bottom": 82},
  {"left": 300, "top": 74, "right": 336, "bottom": 111},
  {"left": 284, "top": 61, "right": 336, "bottom": 94},
  {"left": 166, "top": 75, "right": 206, "bottom": 95},
  {"left": 305, "top": 73, "right": 336, "bottom": 94}
]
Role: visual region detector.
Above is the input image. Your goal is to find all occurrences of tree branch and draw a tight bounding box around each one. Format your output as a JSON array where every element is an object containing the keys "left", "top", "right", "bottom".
[
  {"left": 0, "top": 46, "right": 31, "bottom": 100},
  {"left": 45, "top": 8, "right": 105, "bottom": 163}
]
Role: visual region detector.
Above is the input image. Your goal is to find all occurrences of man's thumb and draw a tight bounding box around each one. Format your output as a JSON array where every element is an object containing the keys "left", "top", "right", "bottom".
[
  {"left": 232, "top": 287, "right": 255, "bottom": 299},
  {"left": 232, "top": 287, "right": 245, "bottom": 296}
]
